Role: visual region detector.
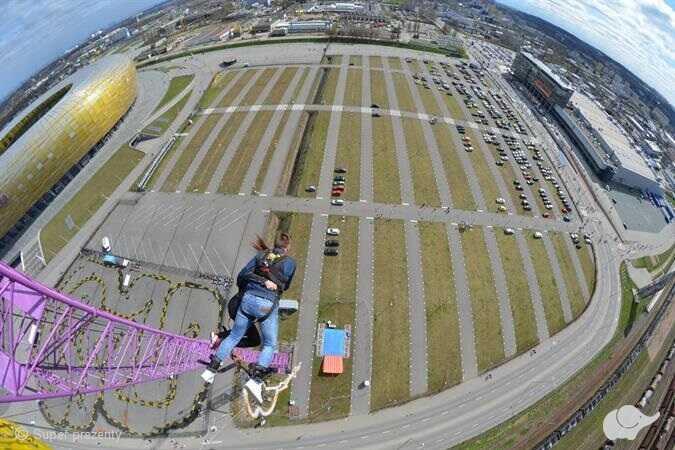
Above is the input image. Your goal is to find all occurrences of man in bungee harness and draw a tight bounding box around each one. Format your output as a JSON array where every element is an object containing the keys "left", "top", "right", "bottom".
[{"left": 207, "top": 232, "right": 296, "bottom": 382}]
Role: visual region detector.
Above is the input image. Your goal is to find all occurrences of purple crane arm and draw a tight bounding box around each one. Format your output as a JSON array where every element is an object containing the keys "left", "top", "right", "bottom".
[{"left": 0, "top": 262, "right": 212, "bottom": 403}]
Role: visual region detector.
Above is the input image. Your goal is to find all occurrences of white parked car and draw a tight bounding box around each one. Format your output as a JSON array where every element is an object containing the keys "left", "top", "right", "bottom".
[
  {"left": 495, "top": 197, "right": 505, "bottom": 205},
  {"left": 533, "top": 231, "right": 543, "bottom": 239},
  {"left": 331, "top": 199, "right": 344, "bottom": 206},
  {"left": 326, "top": 228, "right": 341, "bottom": 236},
  {"left": 504, "top": 228, "right": 514, "bottom": 235}
]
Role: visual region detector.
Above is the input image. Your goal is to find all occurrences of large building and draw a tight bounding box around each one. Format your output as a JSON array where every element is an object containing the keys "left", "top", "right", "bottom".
[
  {"left": 554, "top": 93, "right": 661, "bottom": 193},
  {"left": 511, "top": 51, "right": 574, "bottom": 108},
  {"left": 0, "top": 55, "right": 137, "bottom": 250}
]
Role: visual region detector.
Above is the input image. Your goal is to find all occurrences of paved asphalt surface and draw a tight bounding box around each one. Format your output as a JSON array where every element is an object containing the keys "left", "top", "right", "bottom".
[{"left": 5, "top": 41, "right": 674, "bottom": 450}]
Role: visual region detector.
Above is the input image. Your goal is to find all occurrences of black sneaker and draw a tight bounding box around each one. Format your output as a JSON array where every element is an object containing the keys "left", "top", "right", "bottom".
[
  {"left": 207, "top": 355, "right": 223, "bottom": 372},
  {"left": 251, "top": 364, "right": 275, "bottom": 381}
]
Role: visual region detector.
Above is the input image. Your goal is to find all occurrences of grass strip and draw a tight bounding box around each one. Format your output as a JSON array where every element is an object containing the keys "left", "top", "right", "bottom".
[
  {"left": 217, "top": 70, "right": 255, "bottom": 107},
  {"left": 371, "top": 219, "right": 410, "bottom": 410},
  {"left": 526, "top": 237, "right": 566, "bottom": 334},
  {"left": 392, "top": 73, "right": 415, "bottom": 112},
  {"left": 461, "top": 227, "right": 505, "bottom": 373},
  {"left": 402, "top": 118, "right": 441, "bottom": 207},
  {"left": 308, "top": 216, "right": 358, "bottom": 421},
  {"left": 431, "top": 125, "right": 476, "bottom": 210},
  {"left": 370, "top": 70, "right": 389, "bottom": 110},
  {"left": 264, "top": 67, "right": 298, "bottom": 105},
  {"left": 372, "top": 116, "right": 401, "bottom": 204},
  {"left": 161, "top": 114, "right": 222, "bottom": 192},
  {"left": 321, "top": 67, "right": 340, "bottom": 105},
  {"left": 41, "top": 146, "right": 144, "bottom": 261},
  {"left": 335, "top": 112, "right": 361, "bottom": 201},
  {"left": 465, "top": 129, "right": 500, "bottom": 210},
  {"left": 254, "top": 111, "right": 291, "bottom": 192},
  {"left": 277, "top": 212, "right": 313, "bottom": 343},
  {"left": 154, "top": 74, "right": 193, "bottom": 112},
  {"left": 296, "top": 112, "right": 330, "bottom": 198},
  {"left": 187, "top": 112, "right": 246, "bottom": 192},
  {"left": 419, "top": 222, "right": 462, "bottom": 392},
  {"left": 551, "top": 233, "right": 586, "bottom": 319},
  {"left": 240, "top": 68, "right": 276, "bottom": 106},
  {"left": 143, "top": 91, "right": 190, "bottom": 136},
  {"left": 343, "top": 68, "right": 363, "bottom": 107},
  {"left": 387, "top": 57, "right": 402, "bottom": 70},
  {"left": 495, "top": 231, "right": 539, "bottom": 353},
  {"left": 199, "top": 71, "right": 236, "bottom": 108},
  {"left": 219, "top": 111, "right": 274, "bottom": 193}
]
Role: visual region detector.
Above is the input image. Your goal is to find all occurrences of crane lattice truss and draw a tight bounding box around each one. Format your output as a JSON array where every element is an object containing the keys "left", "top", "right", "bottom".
[{"left": 0, "top": 262, "right": 211, "bottom": 403}]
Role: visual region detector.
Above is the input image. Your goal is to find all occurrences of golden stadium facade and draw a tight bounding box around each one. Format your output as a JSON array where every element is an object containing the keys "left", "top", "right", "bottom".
[{"left": 0, "top": 55, "right": 137, "bottom": 241}]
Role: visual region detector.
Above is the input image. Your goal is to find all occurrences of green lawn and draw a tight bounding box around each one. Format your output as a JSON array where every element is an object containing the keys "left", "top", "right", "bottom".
[
  {"left": 371, "top": 219, "right": 410, "bottom": 410},
  {"left": 219, "top": 111, "right": 274, "bottom": 194},
  {"left": 277, "top": 213, "right": 313, "bottom": 343},
  {"left": 392, "top": 73, "right": 416, "bottom": 112},
  {"left": 495, "top": 231, "right": 539, "bottom": 353},
  {"left": 419, "top": 222, "right": 462, "bottom": 392},
  {"left": 41, "top": 146, "right": 144, "bottom": 261},
  {"left": 370, "top": 70, "right": 389, "bottom": 110},
  {"left": 322, "top": 67, "right": 340, "bottom": 105},
  {"left": 187, "top": 112, "right": 246, "bottom": 192},
  {"left": 387, "top": 57, "right": 402, "bottom": 70},
  {"left": 369, "top": 56, "right": 383, "bottom": 68},
  {"left": 402, "top": 118, "right": 441, "bottom": 207},
  {"left": 632, "top": 243, "right": 675, "bottom": 275},
  {"left": 577, "top": 244, "right": 596, "bottom": 301},
  {"left": 343, "top": 68, "right": 363, "bottom": 107},
  {"left": 336, "top": 112, "right": 361, "bottom": 201},
  {"left": 431, "top": 125, "right": 476, "bottom": 210},
  {"left": 264, "top": 67, "right": 298, "bottom": 105},
  {"left": 143, "top": 91, "right": 191, "bottom": 137},
  {"left": 349, "top": 55, "right": 362, "bottom": 66},
  {"left": 465, "top": 130, "right": 500, "bottom": 211},
  {"left": 144, "top": 136, "right": 183, "bottom": 190},
  {"left": 461, "top": 227, "right": 505, "bottom": 373},
  {"left": 415, "top": 82, "right": 442, "bottom": 117},
  {"left": 551, "top": 233, "right": 586, "bottom": 319},
  {"left": 199, "top": 72, "right": 236, "bottom": 109},
  {"left": 289, "top": 68, "right": 309, "bottom": 103},
  {"left": 240, "top": 68, "right": 276, "bottom": 106},
  {"left": 527, "top": 237, "right": 566, "bottom": 334},
  {"left": 218, "top": 70, "right": 256, "bottom": 107},
  {"left": 297, "top": 112, "right": 330, "bottom": 198},
  {"left": 443, "top": 93, "right": 466, "bottom": 120},
  {"left": 372, "top": 116, "right": 401, "bottom": 204},
  {"left": 161, "top": 114, "right": 222, "bottom": 192},
  {"left": 153, "top": 75, "right": 193, "bottom": 113},
  {"left": 308, "top": 216, "right": 358, "bottom": 421},
  {"left": 455, "top": 258, "right": 659, "bottom": 450},
  {"left": 254, "top": 111, "right": 291, "bottom": 192}
]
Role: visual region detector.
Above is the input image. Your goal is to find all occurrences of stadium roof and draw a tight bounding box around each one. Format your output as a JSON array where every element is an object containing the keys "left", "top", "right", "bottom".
[
  {"left": 570, "top": 92, "right": 654, "bottom": 181},
  {"left": 521, "top": 52, "right": 573, "bottom": 91}
]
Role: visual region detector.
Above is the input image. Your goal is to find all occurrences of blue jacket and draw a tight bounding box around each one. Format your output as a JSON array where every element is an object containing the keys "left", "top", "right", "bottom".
[{"left": 236, "top": 249, "right": 296, "bottom": 302}]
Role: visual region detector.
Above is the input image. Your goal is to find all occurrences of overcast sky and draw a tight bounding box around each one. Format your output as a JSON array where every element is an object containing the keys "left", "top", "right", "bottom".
[
  {"left": 498, "top": 0, "right": 675, "bottom": 107},
  {"left": 0, "top": 0, "right": 165, "bottom": 101}
]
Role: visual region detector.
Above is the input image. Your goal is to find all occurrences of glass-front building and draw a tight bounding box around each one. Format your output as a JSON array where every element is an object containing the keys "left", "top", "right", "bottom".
[{"left": 0, "top": 55, "right": 137, "bottom": 243}]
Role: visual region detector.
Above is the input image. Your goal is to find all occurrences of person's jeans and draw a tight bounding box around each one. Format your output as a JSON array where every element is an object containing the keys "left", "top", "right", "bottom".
[{"left": 214, "top": 291, "right": 278, "bottom": 368}]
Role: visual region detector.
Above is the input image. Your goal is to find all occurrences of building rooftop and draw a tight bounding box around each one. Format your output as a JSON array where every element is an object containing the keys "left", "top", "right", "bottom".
[
  {"left": 521, "top": 51, "right": 573, "bottom": 91},
  {"left": 570, "top": 92, "right": 655, "bottom": 181}
]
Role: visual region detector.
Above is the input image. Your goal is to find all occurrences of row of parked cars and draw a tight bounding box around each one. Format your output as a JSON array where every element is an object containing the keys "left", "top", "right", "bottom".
[
  {"left": 324, "top": 227, "right": 340, "bottom": 256},
  {"left": 330, "top": 168, "right": 347, "bottom": 206}
]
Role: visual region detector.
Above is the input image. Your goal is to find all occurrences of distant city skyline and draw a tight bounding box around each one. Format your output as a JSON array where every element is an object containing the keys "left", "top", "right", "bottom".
[
  {"left": 498, "top": 0, "right": 675, "bottom": 107},
  {"left": 0, "top": 0, "right": 166, "bottom": 102}
]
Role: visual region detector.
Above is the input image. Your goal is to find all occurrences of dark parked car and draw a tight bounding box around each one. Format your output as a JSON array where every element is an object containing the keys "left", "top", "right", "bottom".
[
  {"left": 335, "top": 167, "right": 347, "bottom": 174},
  {"left": 324, "top": 248, "right": 338, "bottom": 256},
  {"left": 325, "top": 240, "right": 340, "bottom": 247}
]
